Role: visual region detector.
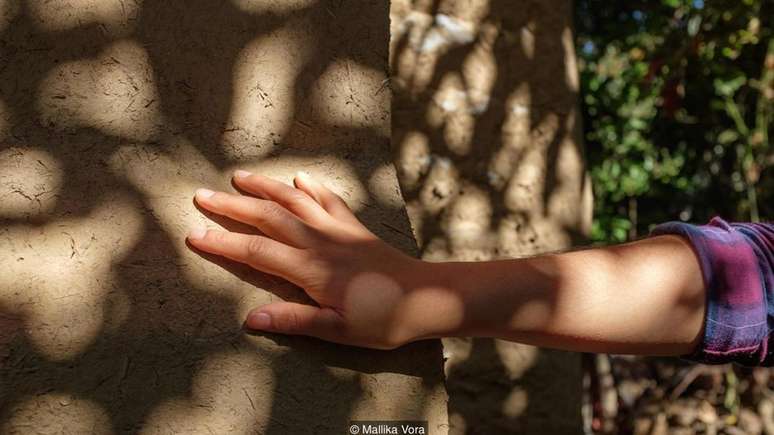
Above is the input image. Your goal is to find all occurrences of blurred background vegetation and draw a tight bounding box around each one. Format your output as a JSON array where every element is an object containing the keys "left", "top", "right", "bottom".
[
  {"left": 575, "top": 0, "right": 773, "bottom": 243},
  {"left": 575, "top": 2, "right": 773, "bottom": 433}
]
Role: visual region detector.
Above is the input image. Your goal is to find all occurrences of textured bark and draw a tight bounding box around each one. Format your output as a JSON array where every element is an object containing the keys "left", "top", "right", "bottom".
[
  {"left": 0, "top": 1, "right": 447, "bottom": 433},
  {"left": 391, "top": 1, "right": 592, "bottom": 433}
]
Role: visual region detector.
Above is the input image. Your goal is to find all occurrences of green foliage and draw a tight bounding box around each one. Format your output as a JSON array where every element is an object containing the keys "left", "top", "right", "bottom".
[{"left": 576, "top": 0, "right": 773, "bottom": 242}]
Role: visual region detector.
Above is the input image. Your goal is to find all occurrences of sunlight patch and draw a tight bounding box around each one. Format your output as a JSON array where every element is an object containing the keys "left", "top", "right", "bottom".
[
  {"left": 0, "top": 195, "right": 142, "bottom": 361},
  {"left": 140, "top": 351, "right": 272, "bottom": 434},
  {"left": 38, "top": 39, "right": 162, "bottom": 142},
  {"left": 224, "top": 23, "right": 314, "bottom": 159},
  {"left": 229, "top": 0, "right": 315, "bottom": 14},
  {"left": 26, "top": 0, "right": 139, "bottom": 35},
  {"left": 1, "top": 394, "right": 111, "bottom": 434},
  {"left": 309, "top": 59, "right": 389, "bottom": 135},
  {"left": 0, "top": 147, "right": 62, "bottom": 219}
]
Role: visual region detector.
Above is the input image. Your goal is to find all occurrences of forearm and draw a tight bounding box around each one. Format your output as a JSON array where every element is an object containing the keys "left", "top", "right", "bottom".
[
  {"left": 400, "top": 235, "right": 706, "bottom": 355},
  {"left": 193, "top": 172, "right": 768, "bottom": 362}
]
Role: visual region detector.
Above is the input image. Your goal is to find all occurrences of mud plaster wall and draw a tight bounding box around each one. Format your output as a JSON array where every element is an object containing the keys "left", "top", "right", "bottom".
[
  {"left": 391, "top": 1, "right": 593, "bottom": 434},
  {"left": 0, "top": 1, "right": 448, "bottom": 434}
]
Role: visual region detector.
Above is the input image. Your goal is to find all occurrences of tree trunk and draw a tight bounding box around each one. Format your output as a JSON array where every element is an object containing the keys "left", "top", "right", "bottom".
[{"left": 391, "top": 0, "right": 592, "bottom": 433}]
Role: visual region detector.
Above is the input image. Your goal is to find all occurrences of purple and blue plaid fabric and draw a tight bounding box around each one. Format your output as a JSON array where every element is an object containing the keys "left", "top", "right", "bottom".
[{"left": 651, "top": 217, "right": 774, "bottom": 366}]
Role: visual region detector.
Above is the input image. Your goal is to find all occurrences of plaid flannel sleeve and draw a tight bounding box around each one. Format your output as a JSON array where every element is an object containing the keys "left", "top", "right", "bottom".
[{"left": 650, "top": 217, "right": 774, "bottom": 366}]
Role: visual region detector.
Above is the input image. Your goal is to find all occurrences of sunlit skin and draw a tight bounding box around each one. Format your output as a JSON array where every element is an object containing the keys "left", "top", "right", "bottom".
[{"left": 187, "top": 170, "right": 706, "bottom": 355}]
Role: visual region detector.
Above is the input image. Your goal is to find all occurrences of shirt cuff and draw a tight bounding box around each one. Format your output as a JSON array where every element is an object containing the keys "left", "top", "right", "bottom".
[{"left": 650, "top": 217, "right": 769, "bottom": 366}]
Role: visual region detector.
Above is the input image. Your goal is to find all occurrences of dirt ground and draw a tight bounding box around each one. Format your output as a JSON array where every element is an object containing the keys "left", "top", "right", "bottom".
[
  {"left": 390, "top": 1, "right": 592, "bottom": 434},
  {"left": 0, "top": 1, "right": 448, "bottom": 434}
]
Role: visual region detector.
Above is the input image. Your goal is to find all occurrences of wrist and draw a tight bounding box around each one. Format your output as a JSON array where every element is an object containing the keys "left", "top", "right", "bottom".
[
  {"left": 394, "top": 260, "right": 477, "bottom": 344},
  {"left": 394, "top": 257, "right": 561, "bottom": 346}
]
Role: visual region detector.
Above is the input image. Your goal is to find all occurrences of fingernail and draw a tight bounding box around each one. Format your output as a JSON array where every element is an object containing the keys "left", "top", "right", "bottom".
[
  {"left": 295, "top": 171, "right": 313, "bottom": 183},
  {"left": 247, "top": 311, "right": 271, "bottom": 330},
  {"left": 234, "top": 169, "right": 252, "bottom": 178},
  {"left": 187, "top": 227, "right": 207, "bottom": 240},
  {"left": 195, "top": 188, "right": 215, "bottom": 199}
]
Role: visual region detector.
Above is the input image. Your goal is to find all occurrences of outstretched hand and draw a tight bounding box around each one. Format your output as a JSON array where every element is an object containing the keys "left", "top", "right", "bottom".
[
  {"left": 187, "top": 170, "right": 427, "bottom": 349},
  {"left": 188, "top": 170, "right": 708, "bottom": 356}
]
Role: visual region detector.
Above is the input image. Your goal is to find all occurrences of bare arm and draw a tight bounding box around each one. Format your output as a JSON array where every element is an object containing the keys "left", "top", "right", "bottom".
[
  {"left": 187, "top": 171, "right": 706, "bottom": 355},
  {"left": 399, "top": 235, "right": 706, "bottom": 355}
]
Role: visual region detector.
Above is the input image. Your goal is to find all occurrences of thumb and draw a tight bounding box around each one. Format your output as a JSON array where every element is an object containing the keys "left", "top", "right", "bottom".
[{"left": 245, "top": 302, "right": 344, "bottom": 339}]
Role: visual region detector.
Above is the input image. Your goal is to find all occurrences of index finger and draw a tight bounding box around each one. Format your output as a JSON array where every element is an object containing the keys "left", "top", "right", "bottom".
[
  {"left": 233, "top": 170, "right": 330, "bottom": 225},
  {"left": 187, "top": 228, "right": 305, "bottom": 284}
]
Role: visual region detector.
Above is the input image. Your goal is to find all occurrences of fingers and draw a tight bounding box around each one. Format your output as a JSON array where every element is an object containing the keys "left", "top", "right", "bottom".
[
  {"left": 292, "top": 171, "right": 362, "bottom": 227},
  {"left": 233, "top": 170, "right": 329, "bottom": 225},
  {"left": 194, "top": 188, "right": 317, "bottom": 247},
  {"left": 245, "top": 302, "right": 344, "bottom": 341},
  {"left": 187, "top": 228, "right": 303, "bottom": 282}
]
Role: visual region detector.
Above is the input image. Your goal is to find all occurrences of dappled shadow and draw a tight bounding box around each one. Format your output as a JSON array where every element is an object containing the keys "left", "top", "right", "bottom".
[
  {"left": 0, "top": 0, "right": 595, "bottom": 432},
  {"left": 445, "top": 339, "right": 582, "bottom": 434},
  {"left": 0, "top": 0, "right": 446, "bottom": 433},
  {"left": 390, "top": 0, "right": 591, "bottom": 433}
]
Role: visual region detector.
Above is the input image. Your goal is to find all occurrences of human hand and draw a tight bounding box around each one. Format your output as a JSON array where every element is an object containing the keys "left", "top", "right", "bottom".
[{"left": 187, "top": 170, "right": 428, "bottom": 349}]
